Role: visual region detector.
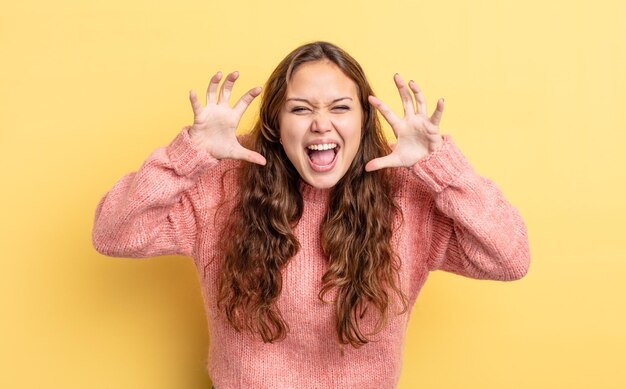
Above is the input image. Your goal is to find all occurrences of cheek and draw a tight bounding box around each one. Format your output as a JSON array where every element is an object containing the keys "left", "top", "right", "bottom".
[
  {"left": 338, "top": 115, "right": 363, "bottom": 143},
  {"left": 279, "top": 116, "right": 307, "bottom": 141},
  {"left": 279, "top": 121, "right": 304, "bottom": 159}
]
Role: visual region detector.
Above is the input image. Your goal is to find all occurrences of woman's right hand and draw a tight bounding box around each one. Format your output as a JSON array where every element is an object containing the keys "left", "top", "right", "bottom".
[{"left": 188, "top": 71, "right": 266, "bottom": 165}]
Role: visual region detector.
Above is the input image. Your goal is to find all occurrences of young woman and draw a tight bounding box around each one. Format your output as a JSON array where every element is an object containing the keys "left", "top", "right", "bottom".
[{"left": 93, "top": 41, "right": 530, "bottom": 388}]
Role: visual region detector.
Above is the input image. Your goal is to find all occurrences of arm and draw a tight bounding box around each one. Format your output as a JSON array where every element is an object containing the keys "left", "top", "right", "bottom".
[
  {"left": 93, "top": 70, "right": 265, "bottom": 258},
  {"left": 92, "top": 126, "right": 217, "bottom": 258},
  {"left": 366, "top": 74, "right": 529, "bottom": 280},
  {"left": 412, "top": 135, "right": 530, "bottom": 281}
]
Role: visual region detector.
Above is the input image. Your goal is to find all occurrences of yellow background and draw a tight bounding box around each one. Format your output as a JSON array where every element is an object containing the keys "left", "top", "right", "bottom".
[{"left": 1, "top": 0, "right": 624, "bottom": 387}]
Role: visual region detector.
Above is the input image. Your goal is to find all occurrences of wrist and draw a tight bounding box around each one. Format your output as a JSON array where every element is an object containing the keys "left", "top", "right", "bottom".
[
  {"left": 428, "top": 135, "right": 444, "bottom": 154},
  {"left": 188, "top": 126, "right": 210, "bottom": 153}
]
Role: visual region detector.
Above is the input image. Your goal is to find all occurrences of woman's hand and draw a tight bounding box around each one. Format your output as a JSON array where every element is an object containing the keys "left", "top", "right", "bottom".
[
  {"left": 365, "top": 74, "right": 444, "bottom": 172},
  {"left": 188, "top": 71, "right": 266, "bottom": 165}
]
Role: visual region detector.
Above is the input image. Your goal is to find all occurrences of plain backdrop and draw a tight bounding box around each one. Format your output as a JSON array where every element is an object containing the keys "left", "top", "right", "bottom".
[{"left": 1, "top": 0, "right": 625, "bottom": 388}]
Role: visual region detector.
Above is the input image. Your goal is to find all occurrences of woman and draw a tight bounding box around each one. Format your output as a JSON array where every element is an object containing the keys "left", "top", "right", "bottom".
[{"left": 93, "top": 41, "right": 530, "bottom": 388}]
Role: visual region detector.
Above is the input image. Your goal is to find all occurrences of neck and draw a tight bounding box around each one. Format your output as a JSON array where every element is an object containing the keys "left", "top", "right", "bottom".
[{"left": 299, "top": 180, "right": 331, "bottom": 202}]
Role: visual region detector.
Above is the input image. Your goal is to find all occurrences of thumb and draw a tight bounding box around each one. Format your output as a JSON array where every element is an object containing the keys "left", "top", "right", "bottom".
[
  {"left": 365, "top": 155, "right": 401, "bottom": 172},
  {"left": 232, "top": 144, "right": 267, "bottom": 166}
]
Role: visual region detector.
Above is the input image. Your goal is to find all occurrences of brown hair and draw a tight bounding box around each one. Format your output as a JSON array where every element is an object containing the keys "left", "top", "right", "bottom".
[{"left": 215, "top": 41, "right": 408, "bottom": 347}]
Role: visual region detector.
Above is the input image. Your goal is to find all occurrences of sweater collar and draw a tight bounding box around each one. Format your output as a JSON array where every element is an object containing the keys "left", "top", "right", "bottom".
[{"left": 299, "top": 180, "right": 331, "bottom": 202}]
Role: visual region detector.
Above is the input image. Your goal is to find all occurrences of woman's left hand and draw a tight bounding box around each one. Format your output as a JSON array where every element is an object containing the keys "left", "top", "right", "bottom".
[{"left": 365, "top": 74, "right": 445, "bottom": 172}]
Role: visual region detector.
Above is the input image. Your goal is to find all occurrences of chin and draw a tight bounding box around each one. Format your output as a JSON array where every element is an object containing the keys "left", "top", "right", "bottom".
[{"left": 303, "top": 175, "right": 340, "bottom": 189}]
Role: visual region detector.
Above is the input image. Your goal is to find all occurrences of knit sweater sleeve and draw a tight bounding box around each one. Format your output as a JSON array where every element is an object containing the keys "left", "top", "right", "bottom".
[
  {"left": 411, "top": 135, "right": 530, "bottom": 281},
  {"left": 92, "top": 126, "right": 219, "bottom": 258}
]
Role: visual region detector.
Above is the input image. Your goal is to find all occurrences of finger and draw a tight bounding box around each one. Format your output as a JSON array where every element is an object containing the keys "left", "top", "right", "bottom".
[
  {"left": 364, "top": 154, "right": 403, "bottom": 172},
  {"left": 231, "top": 144, "right": 267, "bottom": 166},
  {"left": 219, "top": 71, "right": 239, "bottom": 105},
  {"left": 408, "top": 80, "right": 427, "bottom": 115},
  {"left": 393, "top": 73, "right": 416, "bottom": 117},
  {"left": 233, "top": 86, "right": 262, "bottom": 117},
  {"left": 368, "top": 95, "right": 402, "bottom": 132},
  {"left": 188, "top": 89, "right": 203, "bottom": 116},
  {"left": 207, "top": 71, "right": 222, "bottom": 105},
  {"left": 430, "top": 98, "right": 444, "bottom": 126}
]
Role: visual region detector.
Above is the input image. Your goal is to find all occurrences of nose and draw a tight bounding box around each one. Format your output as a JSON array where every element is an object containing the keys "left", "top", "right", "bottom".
[{"left": 310, "top": 112, "right": 333, "bottom": 133}]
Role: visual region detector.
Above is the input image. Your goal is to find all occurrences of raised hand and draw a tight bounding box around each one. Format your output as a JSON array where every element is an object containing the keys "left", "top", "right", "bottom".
[
  {"left": 365, "top": 74, "right": 444, "bottom": 172},
  {"left": 188, "top": 71, "right": 266, "bottom": 165}
]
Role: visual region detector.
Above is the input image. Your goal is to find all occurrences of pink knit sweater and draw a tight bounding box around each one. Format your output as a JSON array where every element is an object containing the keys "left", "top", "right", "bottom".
[{"left": 92, "top": 126, "right": 530, "bottom": 389}]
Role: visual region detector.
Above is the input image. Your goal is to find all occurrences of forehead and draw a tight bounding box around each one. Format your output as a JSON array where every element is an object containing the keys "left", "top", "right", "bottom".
[{"left": 285, "top": 60, "right": 359, "bottom": 101}]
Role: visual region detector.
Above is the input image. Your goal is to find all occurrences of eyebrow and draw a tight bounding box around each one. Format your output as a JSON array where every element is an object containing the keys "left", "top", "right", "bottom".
[{"left": 285, "top": 97, "right": 353, "bottom": 105}]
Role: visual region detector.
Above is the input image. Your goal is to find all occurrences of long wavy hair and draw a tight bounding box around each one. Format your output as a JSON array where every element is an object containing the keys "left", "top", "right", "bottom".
[{"left": 215, "top": 41, "right": 408, "bottom": 348}]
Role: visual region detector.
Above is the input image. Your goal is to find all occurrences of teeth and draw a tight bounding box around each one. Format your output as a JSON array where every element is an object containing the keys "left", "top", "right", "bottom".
[{"left": 307, "top": 143, "right": 337, "bottom": 151}]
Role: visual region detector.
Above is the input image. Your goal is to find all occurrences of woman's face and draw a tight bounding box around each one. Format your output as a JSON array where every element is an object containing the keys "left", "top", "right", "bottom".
[{"left": 278, "top": 60, "right": 363, "bottom": 189}]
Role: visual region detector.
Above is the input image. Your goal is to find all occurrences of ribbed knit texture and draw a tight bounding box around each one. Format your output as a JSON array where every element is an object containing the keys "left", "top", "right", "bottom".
[{"left": 92, "top": 126, "right": 530, "bottom": 389}]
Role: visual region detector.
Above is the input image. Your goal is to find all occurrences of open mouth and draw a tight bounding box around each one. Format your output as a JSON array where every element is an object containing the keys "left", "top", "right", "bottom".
[{"left": 306, "top": 143, "right": 339, "bottom": 172}]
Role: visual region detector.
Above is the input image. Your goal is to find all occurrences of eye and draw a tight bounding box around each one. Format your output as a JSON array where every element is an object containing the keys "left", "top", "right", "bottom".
[
  {"left": 290, "top": 106, "right": 310, "bottom": 113},
  {"left": 333, "top": 105, "right": 350, "bottom": 111}
]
